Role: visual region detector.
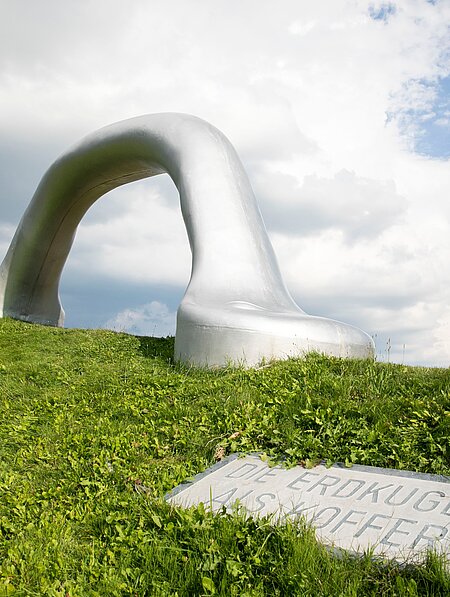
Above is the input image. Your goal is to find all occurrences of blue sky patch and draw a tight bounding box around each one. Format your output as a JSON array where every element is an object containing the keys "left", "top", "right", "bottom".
[
  {"left": 415, "top": 76, "right": 450, "bottom": 159},
  {"left": 369, "top": 2, "right": 397, "bottom": 23},
  {"left": 388, "top": 76, "right": 450, "bottom": 159}
]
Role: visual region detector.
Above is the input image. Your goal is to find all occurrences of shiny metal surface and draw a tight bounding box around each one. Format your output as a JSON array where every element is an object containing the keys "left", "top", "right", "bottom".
[{"left": 0, "top": 113, "right": 374, "bottom": 366}]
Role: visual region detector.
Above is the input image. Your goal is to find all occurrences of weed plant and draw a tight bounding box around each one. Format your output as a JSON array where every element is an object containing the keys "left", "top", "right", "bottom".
[{"left": 0, "top": 318, "right": 449, "bottom": 595}]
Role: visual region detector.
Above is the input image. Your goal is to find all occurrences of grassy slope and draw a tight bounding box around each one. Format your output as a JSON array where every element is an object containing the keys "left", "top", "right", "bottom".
[{"left": 0, "top": 318, "right": 449, "bottom": 596}]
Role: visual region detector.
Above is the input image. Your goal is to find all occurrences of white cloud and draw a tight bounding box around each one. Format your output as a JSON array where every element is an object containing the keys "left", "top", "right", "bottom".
[
  {"left": 435, "top": 116, "right": 450, "bottom": 127},
  {"left": 288, "top": 20, "right": 316, "bottom": 36},
  {"left": 0, "top": 223, "right": 15, "bottom": 256},
  {"left": 63, "top": 179, "right": 191, "bottom": 287},
  {"left": 254, "top": 168, "right": 408, "bottom": 240},
  {"left": 431, "top": 306, "right": 450, "bottom": 364},
  {"left": 105, "top": 301, "right": 176, "bottom": 337}
]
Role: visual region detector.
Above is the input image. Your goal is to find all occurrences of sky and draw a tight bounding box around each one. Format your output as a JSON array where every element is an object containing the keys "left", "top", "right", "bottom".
[{"left": 1, "top": 0, "right": 449, "bottom": 367}]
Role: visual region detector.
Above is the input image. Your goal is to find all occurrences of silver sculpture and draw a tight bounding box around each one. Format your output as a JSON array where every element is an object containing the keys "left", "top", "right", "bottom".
[{"left": 0, "top": 113, "right": 374, "bottom": 366}]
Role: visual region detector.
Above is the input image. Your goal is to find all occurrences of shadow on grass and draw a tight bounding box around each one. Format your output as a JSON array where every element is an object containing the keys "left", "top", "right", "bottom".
[{"left": 137, "top": 335, "right": 175, "bottom": 363}]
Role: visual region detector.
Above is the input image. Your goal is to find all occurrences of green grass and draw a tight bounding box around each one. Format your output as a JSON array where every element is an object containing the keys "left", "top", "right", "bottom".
[{"left": 0, "top": 317, "right": 449, "bottom": 596}]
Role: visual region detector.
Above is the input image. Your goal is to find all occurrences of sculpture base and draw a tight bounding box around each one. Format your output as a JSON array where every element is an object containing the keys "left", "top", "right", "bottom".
[{"left": 175, "top": 302, "right": 374, "bottom": 367}]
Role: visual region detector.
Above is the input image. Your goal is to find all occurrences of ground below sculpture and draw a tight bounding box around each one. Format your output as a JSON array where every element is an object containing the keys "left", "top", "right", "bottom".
[{"left": 0, "top": 113, "right": 374, "bottom": 366}]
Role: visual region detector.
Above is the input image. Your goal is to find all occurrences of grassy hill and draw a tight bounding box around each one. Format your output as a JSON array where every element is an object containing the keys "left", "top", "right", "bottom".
[{"left": 0, "top": 318, "right": 449, "bottom": 596}]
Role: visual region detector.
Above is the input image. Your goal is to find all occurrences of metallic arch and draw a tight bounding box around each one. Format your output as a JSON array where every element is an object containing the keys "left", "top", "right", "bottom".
[{"left": 0, "top": 113, "right": 374, "bottom": 366}]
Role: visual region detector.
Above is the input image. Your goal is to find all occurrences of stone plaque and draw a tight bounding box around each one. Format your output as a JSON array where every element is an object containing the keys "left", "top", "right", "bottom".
[{"left": 166, "top": 454, "right": 450, "bottom": 562}]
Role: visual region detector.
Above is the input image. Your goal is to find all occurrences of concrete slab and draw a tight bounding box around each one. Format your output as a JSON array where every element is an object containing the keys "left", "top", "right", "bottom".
[{"left": 166, "top": 454, "right": 450, "bottom": 562}]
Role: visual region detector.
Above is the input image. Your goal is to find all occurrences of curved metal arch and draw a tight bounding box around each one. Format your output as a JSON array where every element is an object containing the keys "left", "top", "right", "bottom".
[{"left": 0, "top": 113, "right": 374, "bottom": 366}]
